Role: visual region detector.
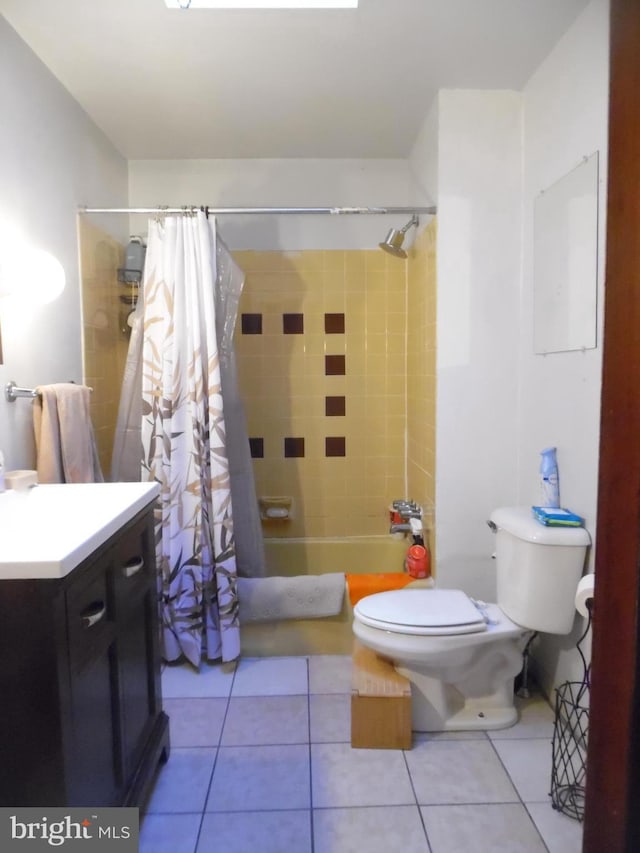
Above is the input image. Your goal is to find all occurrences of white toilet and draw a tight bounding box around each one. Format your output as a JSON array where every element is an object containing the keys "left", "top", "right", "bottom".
[{"left": 352, "top": 507, "right": 591, "bottom": 732}]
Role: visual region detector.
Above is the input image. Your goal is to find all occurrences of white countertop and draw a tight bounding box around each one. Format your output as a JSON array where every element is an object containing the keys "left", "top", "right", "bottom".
[{"left": 0, "top": 482, "right": 159, "bottom": 579}]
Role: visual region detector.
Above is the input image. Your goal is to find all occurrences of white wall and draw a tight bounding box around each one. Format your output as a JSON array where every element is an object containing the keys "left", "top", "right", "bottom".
[
  {"left": 0, "top": 18, "right": 128, "bottom": 470},
  {"left": 433, "top": 89, "right": 523, "bottom": 601},
  {"left": 408, "top": 0, "right": 608, "bottom": 693},
  {"left": 409, "top": 96, "right": 439, "bottom": 205},
  {"left": 519, "top": 0, "right": 609, "bottom": 691},
  {"left": 128, "top": 158, "right": 433, "bottom": 250}
]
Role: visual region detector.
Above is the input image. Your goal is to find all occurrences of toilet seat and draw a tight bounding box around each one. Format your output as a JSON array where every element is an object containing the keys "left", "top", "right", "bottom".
[{"left": 354, "top": 589, "right": 488, "bottom": 636}]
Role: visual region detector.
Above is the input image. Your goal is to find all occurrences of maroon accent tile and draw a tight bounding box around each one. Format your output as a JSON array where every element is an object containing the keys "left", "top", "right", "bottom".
[
  {"left": 284, "top": 437, "right": 305, "bottom": 458},
  {"left": 283, "top": 313, "right": 304, "bottom": 334},
  {"left": 249, "top": 437, "right": 264, "bottom": 458},
  {"left": 325, "top": 396, "right": 346, "bottom": 417},
  {"left": 241, "top": 313, "right": 262, "bottom": 335},
  {"left": 325, "top": 437, "right": 346, "bottom": 457},
  {"left": 325, "top": 313, "right": 345, "bottom": 334},
  {"left": 325, "top": 355, "right": 346, "bottom": 375}
]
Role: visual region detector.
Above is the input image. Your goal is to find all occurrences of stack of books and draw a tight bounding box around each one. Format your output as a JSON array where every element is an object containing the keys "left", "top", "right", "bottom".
[{"left": 532, "top": 506, "right": 584, "bottom": 527}]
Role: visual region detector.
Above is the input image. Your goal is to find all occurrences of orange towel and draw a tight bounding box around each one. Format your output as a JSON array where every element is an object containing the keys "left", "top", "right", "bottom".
[{"left": 346, "top": 573, "right": 413, "bottom": 607}]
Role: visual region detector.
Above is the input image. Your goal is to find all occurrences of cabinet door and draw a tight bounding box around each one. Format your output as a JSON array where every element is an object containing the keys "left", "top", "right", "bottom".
[
  {"left": 66, "top": 559, "right": 120, "bottom": 806},
  {"left": 112, "top": 516, "right": 162, "bottom": 787}
]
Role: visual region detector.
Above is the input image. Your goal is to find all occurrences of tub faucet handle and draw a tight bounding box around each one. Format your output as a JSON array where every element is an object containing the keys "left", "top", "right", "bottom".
[{"left": 390, "top": 523, "right": 411, "bottom": 534}]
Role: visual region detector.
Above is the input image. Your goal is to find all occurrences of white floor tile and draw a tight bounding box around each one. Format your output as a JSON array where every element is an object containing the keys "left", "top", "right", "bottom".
[
  {"left": 146, "top": 748, "right": 216, "bottom": 814},
  {"left": 492, "top": 738, "right": 553, "bottom": 802},
  {"left": 206, "top": 744, "right": 310, "bottom": 811},
  {"left": 311, "top": 742, "right": 415, "bottom": 808},
  {"left": 146, "top": 655, "right": 578, "bottom": 852},
  {"left": 231, "top": 656, "right": 308, "bottom": 696},
  {"left": 163, "top": 698, "right": 227, "bottom": 747},
  {"left": 140, "top": 814, "right": 201, "bottom": 853},
  {"left": 489, "top": 693, "right": 555, "bottom": 741},
  {"left": 221, "top": 695, "right": 309, "bottom": 745},
  {"left": 421, "top": 804, "right": 547, "bottom": 852},
  {"left": 314, "top": 806, "right": 430, "bottom": 853},
  {"left": 310, "top": 694, "right": 351, "bottom": 743},
  {"left": 527, "top": 802, "right": 584, "bottom": 853},
  {"left": 413, "top": 729, "right": 489, "bottom": 743},
  {"left": 406, "top": 740, "right": 518, "bottom": 805},
  {"left": 308, "top": 655, "right": 353, "bottom": 694},
  {"left": 162, "top": 660, "right": 236, "bottom": 698},
  {"left": 197, "top": 810, "right": 312, "bottom": 853}
]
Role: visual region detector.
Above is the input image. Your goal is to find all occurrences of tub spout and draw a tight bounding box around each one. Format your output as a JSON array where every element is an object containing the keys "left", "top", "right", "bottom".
[{"left": 390, "top": 523, "right": 412, "bottom": 535}]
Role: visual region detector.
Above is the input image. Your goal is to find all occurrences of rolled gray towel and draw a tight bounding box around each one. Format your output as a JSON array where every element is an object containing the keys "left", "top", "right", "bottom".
[{"left": 238, "top": 573, "right": 345, "bottom": 622}]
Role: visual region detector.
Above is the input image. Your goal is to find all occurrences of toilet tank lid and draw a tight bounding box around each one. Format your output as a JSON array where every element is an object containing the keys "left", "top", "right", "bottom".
[{"left": 490, "top": 507, "right": 591, "bottom": 546}]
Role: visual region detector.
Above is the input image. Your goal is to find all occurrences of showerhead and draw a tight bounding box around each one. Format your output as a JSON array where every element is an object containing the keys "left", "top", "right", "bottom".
[
  {"left": 378, "top": 214, "right": 419, "bottom": 259},
  {"left": 379, "top": 228, "right": 408, "bottom": 258}
]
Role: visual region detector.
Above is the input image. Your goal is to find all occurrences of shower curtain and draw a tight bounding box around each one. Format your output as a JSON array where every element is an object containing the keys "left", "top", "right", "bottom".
[{"left": 112, "top": 211, "right": 265, "bottom": 665}]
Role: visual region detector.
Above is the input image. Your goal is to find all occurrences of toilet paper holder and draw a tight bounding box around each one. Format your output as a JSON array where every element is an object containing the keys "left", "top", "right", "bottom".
[{"left": 574, "top": 574, "right": 595, "bottom": 618}]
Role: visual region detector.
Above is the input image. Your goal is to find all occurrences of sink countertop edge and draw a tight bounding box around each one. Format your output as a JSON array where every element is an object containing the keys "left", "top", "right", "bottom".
[{"left": 0, "top": 482, "right": 160, "bottom": 579}]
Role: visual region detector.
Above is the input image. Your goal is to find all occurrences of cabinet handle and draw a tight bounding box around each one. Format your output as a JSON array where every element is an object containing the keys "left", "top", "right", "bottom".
[
  {"left": 123, "top": 557, "right": 144, "bottom": 578},
  {"left": 81, "top": 602, "right": 106, "bottom": 629}
]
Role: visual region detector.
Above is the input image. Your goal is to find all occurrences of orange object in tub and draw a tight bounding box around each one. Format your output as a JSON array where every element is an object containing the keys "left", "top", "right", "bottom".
[
  {"left": 406, "top": 544, "right": 430, "bottom": 579},
  {"left": 346, "top": 573, "right": 414, "bottom": 607}
]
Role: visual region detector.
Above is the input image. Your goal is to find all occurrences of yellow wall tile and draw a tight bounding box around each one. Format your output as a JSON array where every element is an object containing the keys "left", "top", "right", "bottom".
[
  {"left": 79, "top": 219, "right": 126, "bottom": 478},
  {"left": 233, "top": 241, "right": 438, "bottom": 538},
  {"left": 364, "top": 249, "right": 387, "bottom": 273},
  {"left": 345, "top": 251, "right": 367, "bottom": 282},
  {"left": 323, "top": 250, "right": 346, "bottom": 271}
]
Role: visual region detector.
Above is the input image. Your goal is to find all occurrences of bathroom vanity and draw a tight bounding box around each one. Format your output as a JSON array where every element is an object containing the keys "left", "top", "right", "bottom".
[{"left": 0, "top": 482, "right": 169, "bottom": 807}]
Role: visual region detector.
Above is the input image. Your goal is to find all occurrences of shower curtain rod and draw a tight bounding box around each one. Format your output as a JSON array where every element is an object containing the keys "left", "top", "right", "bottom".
[{"left": 79, "top": 205, "right": 437, "bottom": 216}]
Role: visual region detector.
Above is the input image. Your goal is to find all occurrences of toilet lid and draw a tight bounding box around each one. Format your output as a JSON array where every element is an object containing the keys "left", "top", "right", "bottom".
[{"left": 354, "top": 589, "right": 488, "bottom": 636}]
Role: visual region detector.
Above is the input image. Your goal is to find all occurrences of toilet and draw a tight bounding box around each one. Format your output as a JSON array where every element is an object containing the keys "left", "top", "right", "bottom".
[{"left": 352, "top": 507, "right": 590, "bottom": 732}]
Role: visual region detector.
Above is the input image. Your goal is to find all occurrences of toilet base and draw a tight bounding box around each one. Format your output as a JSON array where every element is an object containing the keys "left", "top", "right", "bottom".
[
  {"left": 395, "top": 666, "right": 519, "bottom": 731},
  {"left": 354, "top": 616, "right": 530, "bottom": 733},
  {"left": 440, "top": 703, "right": 517, "bottom": 732}
]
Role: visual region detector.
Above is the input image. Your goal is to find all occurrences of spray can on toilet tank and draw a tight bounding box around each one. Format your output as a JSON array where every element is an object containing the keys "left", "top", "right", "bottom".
[{"left": 539, "top": 447, "right": 560, "bottom": 508}]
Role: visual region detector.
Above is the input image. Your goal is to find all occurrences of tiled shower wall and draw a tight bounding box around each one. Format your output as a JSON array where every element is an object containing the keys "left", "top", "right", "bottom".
[
  {"left": 78, "top": 227, "right": 436, "bottom": 528},
  {"left": 234, "top": 247, "right": 432, "bottom": 539},
  {"left": 407, "top": 220, "right": 437, "bottom": 549},
  {"left": 79, "top": 218, "right": 128, "bottom": 478}
]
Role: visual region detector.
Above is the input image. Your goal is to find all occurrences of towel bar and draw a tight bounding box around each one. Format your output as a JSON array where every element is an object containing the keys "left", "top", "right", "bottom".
[
  {"left": 5, "top": 382, "right": 38, "bottom": 403},
  {"left": 5, "top": 381, "right": 92, "bottom": 403}
]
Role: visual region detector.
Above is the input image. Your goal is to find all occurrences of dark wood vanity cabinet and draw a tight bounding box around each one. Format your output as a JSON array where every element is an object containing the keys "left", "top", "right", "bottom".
[{"left": 0, "top": 505, "right": 169, "bottom": 807}]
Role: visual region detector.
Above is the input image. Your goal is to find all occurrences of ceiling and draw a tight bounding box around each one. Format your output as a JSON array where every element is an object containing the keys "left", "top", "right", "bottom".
[{"left": 1, "top": 0, "right": 589, "bottom": 159}]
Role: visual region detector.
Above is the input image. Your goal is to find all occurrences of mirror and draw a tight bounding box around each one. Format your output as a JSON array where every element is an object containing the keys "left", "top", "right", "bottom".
[{"left": 533, "top": 152, "right": 599, "bottom": 354}]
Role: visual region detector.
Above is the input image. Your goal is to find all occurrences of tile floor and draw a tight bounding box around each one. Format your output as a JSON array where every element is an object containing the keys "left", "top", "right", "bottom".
[{"left": 141, "top": 655, "right": 584, "bottom": 853}]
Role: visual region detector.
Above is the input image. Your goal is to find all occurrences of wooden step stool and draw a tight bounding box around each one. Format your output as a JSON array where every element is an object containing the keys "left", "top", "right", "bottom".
[{"left": 350, "top": 639, "right": 412, "bottom": 749}]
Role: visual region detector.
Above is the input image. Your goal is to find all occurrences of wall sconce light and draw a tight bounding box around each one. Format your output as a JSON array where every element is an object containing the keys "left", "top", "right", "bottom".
[
  {"left": 0, "top": 245, "right": 66, "bottom": 305},
  {"left": 0, "top": 223, "right": 66, "bottom": 364}
]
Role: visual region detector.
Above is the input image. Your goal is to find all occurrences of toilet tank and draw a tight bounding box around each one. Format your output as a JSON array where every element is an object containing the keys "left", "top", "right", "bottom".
[{"left": 490, "top": 507, "right": 591, "bottom": 635}]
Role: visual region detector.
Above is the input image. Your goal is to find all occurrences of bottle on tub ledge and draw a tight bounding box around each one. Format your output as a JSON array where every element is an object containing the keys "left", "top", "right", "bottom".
[
  {"left": 405, "top": 516, "right": 431, "bottom": 579},
  {"left": 540, "top": 446, "right": 561, "bottom": 508}
]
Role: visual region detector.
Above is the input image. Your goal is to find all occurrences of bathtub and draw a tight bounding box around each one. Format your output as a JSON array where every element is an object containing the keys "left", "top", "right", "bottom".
[
  {"left": 264, "top": 535, "right": 408, "bottom": 576},
  {"left": 240, "top": 536, "right": 409, "bottom": 657}
]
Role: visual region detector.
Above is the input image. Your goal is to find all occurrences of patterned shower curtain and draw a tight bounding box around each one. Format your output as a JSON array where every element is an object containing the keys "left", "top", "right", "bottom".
[{"left": 141, "top": 212, "right": 240, "bottom": 665}]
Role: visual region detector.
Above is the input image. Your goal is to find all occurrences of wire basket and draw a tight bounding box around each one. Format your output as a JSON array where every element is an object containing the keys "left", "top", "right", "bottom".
[{"left": 550, "top": 680, "right": 589, "bottom": 821}]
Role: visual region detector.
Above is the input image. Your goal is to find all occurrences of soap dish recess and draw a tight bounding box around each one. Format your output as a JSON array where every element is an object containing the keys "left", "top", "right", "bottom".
[{"left": 259, "top": 496, "right": 292, "bottom": 521}]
